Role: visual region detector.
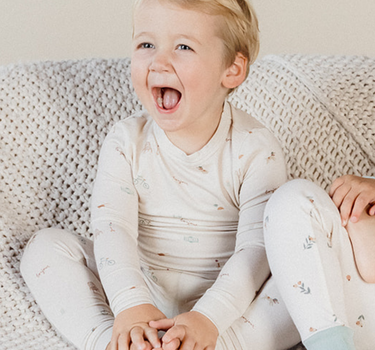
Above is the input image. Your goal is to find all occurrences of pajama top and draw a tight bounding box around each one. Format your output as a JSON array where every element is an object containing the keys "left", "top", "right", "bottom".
[{"left": 90, "top": 101, "right": 287, "bottom": 334}]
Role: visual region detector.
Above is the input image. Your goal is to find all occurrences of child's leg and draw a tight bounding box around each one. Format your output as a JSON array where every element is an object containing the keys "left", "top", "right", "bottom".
[
  {"left": 217, "top": 277, "right": 301, "bottom": 350},
  {"left": 264, "top": 179, "right": 375, "bottom": 349},
  {"left": 20, "top": 228, "right": 114, "bottom": 350}
]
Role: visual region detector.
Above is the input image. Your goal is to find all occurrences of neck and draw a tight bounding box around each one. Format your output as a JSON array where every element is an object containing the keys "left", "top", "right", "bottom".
[
  {"left": 166, "top": 117, "right": 221, "bottom": 155},
  {"left": 166, "top": 103, "right": 224, "bottom": 155}
]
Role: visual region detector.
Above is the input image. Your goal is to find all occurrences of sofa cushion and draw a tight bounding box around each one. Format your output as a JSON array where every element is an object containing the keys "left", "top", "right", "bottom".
[{"left": 0, "top": 55, "right": 374, "bottom": 349}]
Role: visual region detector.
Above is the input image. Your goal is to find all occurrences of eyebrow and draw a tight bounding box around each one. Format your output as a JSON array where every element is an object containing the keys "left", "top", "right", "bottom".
[
  {"left": 177, "top": 34, "right": 202, "bottom": 46},
  {"left": 133, "top": 31, "right": 154, "bottom": 40}
]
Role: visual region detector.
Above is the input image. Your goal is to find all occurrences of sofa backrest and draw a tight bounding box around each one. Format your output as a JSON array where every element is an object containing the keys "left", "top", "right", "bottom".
[{"left": 1, "top": 55, "right": 374, "bottom": 241}]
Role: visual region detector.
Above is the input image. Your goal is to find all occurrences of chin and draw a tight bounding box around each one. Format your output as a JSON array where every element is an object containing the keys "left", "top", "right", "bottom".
[{"left": 154, "top": 118, "right": 183, "bottom": 133}]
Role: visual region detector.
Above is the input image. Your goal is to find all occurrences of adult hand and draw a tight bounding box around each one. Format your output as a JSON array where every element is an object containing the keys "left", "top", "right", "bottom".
[
  {"left": 149, "top": 311, "right": 218, "bottom": 350},
  {"left": 107, "top": 304, "right": 166, "bottom": 350},
  {"left": 329, "top": 175, "right": 375, "bottom": 226}
]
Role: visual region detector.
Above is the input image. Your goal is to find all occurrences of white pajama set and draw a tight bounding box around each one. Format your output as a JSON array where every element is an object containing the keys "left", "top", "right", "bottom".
[{"left": 21, "top": 101, "right": 375, "bottom": 350}]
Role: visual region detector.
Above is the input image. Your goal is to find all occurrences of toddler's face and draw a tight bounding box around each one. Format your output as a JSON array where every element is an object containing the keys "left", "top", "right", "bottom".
[{"left": 131, "top": 0, "right": 232, "bottom": 138}]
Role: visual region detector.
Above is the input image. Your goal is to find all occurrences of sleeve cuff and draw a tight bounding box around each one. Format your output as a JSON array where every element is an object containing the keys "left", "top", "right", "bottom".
[
  {"left": 111, "top": 285, "right": 154, "bottom": 317},
  {"left": 192, "top": 289, "right": 243, "bottom": 335}
]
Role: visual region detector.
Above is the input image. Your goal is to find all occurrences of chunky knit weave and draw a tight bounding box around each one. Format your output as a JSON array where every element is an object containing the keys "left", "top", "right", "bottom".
[{"left": 0, "top": 55, "right": 374, "bottom": 349}]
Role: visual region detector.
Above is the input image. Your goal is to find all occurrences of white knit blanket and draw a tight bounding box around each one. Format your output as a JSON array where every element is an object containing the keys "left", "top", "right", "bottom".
[{"left": 0, "top": 55, "right": 374, "bottom": 349}]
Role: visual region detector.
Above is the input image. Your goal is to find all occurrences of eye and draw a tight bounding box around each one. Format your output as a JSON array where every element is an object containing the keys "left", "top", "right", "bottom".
[
  {"left": 177, "top": 44, "right": 192, "bottom": 51},
  {"left": 139, "top": 42, "right": 155, "bottom": 49}
]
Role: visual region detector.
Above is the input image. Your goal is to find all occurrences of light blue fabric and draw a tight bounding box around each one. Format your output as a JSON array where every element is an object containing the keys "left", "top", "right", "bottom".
[{"left": 303, "top": 326, "right": 355, "bottom": 350}]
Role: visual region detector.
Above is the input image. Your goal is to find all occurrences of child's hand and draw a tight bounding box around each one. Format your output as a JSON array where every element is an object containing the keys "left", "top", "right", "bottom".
[
  {"left": 329, "top": 175, "right": 375, "bottom": 226},
  {"left": 107, "top": 304, "right": 165, "bottom": 350},
  {"left": 149, "top": 311, "right": 218, "bottom": 350}
]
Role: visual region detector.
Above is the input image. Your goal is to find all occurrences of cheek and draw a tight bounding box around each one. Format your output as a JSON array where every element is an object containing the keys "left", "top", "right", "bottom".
[
  {"left": 184, "top": 71, "right": 222, "bottom": 92},
  {"left": 177, "top": 66, "right": 206, "bottom": 89},
  {"left": 180, "top": 60, "right": 224, "bottom": 86}
]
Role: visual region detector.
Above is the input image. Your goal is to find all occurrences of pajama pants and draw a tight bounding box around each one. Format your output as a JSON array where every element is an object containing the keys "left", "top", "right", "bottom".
[{"left": 20, "top": 179, "right": 374, "bottom": 350}]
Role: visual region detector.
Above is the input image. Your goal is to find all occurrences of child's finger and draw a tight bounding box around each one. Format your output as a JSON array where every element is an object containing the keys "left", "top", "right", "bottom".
[
  {"left": 178, "top": 337, "right": 196, "bottom": 350},
  {"left": 149, "top": 318, "right": 175, "bottom": 331},
  {"left": 369, "top": 204, "right": 375, "bottom": 216},
  {"left": 130, "top": 343, "right": 152, "bottom": 350},
  {"left": 130, "top": 327, "right": 149, "bottom": 350},
  {"left": 117, "top": 333, "right": 131, "bottom": 350},
  {"left": 144, "top": 327, "right": 162, "bottom": 349},
  {"left": 107, "top": 340, "right": 115, "bottom": 350},
  {"left": 130, "top": 342, "right": 152, "bottom": 350},
  {"left": 162, "top": 325, "right": 186, "bottom": 344},
  {"left": 162, "top": 338, "right": 181, "bottom": 350}
]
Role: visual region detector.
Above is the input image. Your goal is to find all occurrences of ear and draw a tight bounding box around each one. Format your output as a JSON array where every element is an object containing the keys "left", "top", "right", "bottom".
[{"left": 222, "top": 52, "right": 248, "bottom": 89}]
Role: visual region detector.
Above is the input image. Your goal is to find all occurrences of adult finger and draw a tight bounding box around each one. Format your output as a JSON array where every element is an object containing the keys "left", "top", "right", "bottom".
[
  {"left": 350, "top": 194, "right": 371, "bottom": 223},
  {"left": 339, "top": 191, "right": 357, "bottom": 226},
  {"left": 330, "top": 183, "right": 351, "bottom": 210},
  {"left": 329, "top": 176, "right": 345, "bottom": 197}
]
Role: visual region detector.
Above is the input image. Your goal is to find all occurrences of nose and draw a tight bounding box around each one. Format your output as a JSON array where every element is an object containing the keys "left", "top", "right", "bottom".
[{"left": 149, "top": 50, "right": 172, "bottom": 73}]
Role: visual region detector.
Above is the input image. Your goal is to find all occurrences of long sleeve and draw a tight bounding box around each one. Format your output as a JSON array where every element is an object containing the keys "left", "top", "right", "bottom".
[
  {"left": 90, "top": 122, "right": 154, "bottom": 317},
  {"left": 192, "top": 128, "right": 287, "bottom": 334}
]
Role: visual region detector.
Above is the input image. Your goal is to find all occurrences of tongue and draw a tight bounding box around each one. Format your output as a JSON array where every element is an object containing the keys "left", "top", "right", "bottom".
[{"left": 163, "top": 88, "right": 181, "bottom": 110}]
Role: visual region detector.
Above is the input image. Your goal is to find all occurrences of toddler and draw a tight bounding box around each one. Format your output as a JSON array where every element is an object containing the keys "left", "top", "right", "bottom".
[{"left": 21, "top": 0, "right": 299, "bottom": 349}]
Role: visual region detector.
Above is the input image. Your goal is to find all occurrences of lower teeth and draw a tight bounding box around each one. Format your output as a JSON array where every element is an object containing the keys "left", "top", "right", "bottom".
[{"left": 157, "top": 97, "right": 163, "bottom": 108}]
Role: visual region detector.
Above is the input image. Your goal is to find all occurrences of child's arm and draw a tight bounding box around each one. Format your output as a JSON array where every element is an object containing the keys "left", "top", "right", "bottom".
[
  {"left": 329, "top": 175, "right": 375, "bottom": 283},
  {"left": 91, "top": 122, "right": 164, "bottom": 348},
  {"left": 329, "top": 175, "right": 375, "bottom": 225}
]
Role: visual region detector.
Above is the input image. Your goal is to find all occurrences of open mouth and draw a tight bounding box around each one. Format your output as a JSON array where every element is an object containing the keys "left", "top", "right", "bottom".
[{"left": 153, "top": 87, "right": 182, "bottom": 111}]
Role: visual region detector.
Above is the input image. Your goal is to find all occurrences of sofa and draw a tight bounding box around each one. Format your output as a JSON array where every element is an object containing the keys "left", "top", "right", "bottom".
[{"left": 1, "top": 54, "right": 374, "bottom": 350}]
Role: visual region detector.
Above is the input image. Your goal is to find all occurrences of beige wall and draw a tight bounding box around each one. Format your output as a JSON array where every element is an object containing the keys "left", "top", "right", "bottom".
[
  {"left": 1, "top": 0, "right": 375, "bottom": 66},
  {"left": 254, "top": 0, "right": 375, "bottom": 59}
]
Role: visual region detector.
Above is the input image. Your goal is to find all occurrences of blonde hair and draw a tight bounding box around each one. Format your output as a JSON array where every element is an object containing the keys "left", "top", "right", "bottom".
[{"left": 133, "top": 0, "right": 260, "bottom": 79}]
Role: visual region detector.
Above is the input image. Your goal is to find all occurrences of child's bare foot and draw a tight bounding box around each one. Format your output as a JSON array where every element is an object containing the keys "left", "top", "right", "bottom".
[{"left": 346, "top": 207, "right": 375, "bottom": 283}]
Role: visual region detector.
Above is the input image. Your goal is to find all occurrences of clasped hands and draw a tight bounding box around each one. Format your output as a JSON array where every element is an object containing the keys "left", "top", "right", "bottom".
[{"left": 107, "top": 304, "right": 218, "bottom": 350}]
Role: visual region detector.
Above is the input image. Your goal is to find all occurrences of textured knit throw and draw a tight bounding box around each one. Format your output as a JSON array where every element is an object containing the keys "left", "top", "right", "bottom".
[{"left": 0, "top": 54, "right": 374, "bottom": 350}]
